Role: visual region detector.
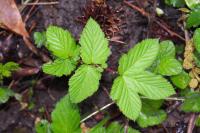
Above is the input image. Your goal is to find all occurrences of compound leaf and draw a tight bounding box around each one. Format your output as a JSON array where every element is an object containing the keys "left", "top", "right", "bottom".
[
  {"left": 51, "top": 95, "right": 81, "bottom": 133},
  {"left": 181, "top": 92, "right": 200, "bottom": 112},
  {"left": 118, "top": 39, "right": 159, "bottom": 75},
  {"left": 42, "top": 58, "right": 76, "bottom": 77},
  {"left": 46, "top": 26, "right": 78, "bottom": 59},
  {"left": 69, "top": 65, "right": 101, "bottom": 103},
  {"left": 80, "top": 18, "right": 110, "bottom": 66},
  {"left": 110, "top": 77, "right": 141, "bottom": 120}
]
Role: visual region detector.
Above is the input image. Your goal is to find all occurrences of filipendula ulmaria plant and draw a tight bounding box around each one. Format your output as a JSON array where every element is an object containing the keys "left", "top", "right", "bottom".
[
  {"left": 41, "top": 18, "right": 110, "bottom": 103},
  {"left": 36, "top": 18, "right": 180, "bottom": 132}
]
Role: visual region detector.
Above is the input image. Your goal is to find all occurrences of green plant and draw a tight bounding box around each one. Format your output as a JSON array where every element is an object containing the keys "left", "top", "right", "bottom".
[{"left": 35, "top": 18, "right": 185, "bottom": 132}]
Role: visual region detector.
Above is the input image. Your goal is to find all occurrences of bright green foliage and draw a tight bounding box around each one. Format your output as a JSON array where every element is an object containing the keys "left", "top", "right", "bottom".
[
  {"left": 185, "top": 0, "right": 200, "bottom": 9},
  {"left": 51, "top": 95, "right": 81, "bottom": 133},
  {"left": 0, "top": 87, "right": 14, "bottom": 104},
  {"left": 80, "top": 18, "right": 110, "bottom": 66},
  {"left": 46, "top": 26, "right": 79, "bottom": 59},
  {"left": 153, "top": 40, "right": 182, "bottom": 76},
  {"left": 35, "top": 120, "right": 51, "bottom": 133},
  {"left": 42, "top": 58, "right": 77, "bottom": 77},
  {"left": 194, "top": 28, "right": 200, "bottom": 53},
  {"left": 34, "top": 31, "right": 46, "bottom": 48},
  {"left": 186, "top": 9, "right": 200, "bottom": 28},
  {"left": 136, "top": 99, "right": 167, "bottom": 128},
  {"left": 181, "top": 92, "right": 200, "bottom": 112},
  {"left": 164, "top": 0, "right": 186, "bottom": 7},
  {"left": 69, "top": 65, "right": 101, "bottom": 103},
  {"left": 118, "top": 39, "right": 159, "bottom": 75},
  {"left": 111, "top": 39, "right": 175, "bottom": 120},
  {"left": 170, "top": 71, "right": 191, "bottom": 89}
]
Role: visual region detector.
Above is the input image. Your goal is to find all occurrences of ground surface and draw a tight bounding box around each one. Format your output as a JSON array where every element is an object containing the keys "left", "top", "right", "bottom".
[{"left": 0, "top": 0, "right": 199, "bottom": 133}]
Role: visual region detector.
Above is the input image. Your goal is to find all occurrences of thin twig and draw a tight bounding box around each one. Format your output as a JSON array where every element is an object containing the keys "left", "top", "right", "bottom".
[
  {"left": 141, "top": 96, "right": 185, "bottom": 101},
  {"left": 23, "top": 1, "right": 59, "bottom": 6},
  {"left": 187, "top": 113, "right": 197, "bottom": 133},
  {"left": 123, "top": 0, "right": 185, "bottom": 41},
  {"left": 80, "top": 101, "right": 115, "bottom": 123}
]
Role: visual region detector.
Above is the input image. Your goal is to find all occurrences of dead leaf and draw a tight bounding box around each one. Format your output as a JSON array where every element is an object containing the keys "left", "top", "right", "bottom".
[{"left": 0, "top": 0, "right": 29, "bottom": 37}]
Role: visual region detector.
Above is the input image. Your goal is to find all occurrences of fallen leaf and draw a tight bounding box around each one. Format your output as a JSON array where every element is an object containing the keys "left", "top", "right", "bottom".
[{"left": 0, "top": 0, "right": 29, "bottom": 37}]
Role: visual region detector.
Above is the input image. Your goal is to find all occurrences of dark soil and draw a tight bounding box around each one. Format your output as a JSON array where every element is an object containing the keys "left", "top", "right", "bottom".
[{"left": 0, "top": 0, "right": 198, "bottom": 133}]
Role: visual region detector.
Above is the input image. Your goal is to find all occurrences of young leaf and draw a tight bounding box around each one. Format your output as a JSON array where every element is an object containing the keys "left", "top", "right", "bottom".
[
  {"left": 193, "top": 28, "right": 200, "bottom": 53},
  {"left": 79, "top": 18, "right": 110, "bottom": 66},
  {"left": 158, "top": 40, "right": 175, "bottom": 58},
  {"left": 156, "top": 57, "right": 182, "bottom": 76},
  {"left": 0, "top": 62, "right": 20, "bottom": 80},
  {"left": 51, "top": 95, "right": 81, "bottom": 133},
  {"left": 181, "top": 92, "right": 200, "bottom": 112},
  {"left": 35, "top": 120, "right": 51, "bottom": 133},
  {"left": 137, "top": 110, "right": 167, "bottom": 128},
  {"left": 118, "top": 39, "right": 159, "bottom": 75},
  {"left": 42, "top": 58, "right": 76, "bottom": 77},
  {"left": 126, "top": 71, "right": 175, "bottom": 99},
  {"left": 170, "top": 71, "right": 191, "bottom": 89},
  {"left": 34, "top": 31, "right": 47, "bottom": 48},
  {"left": 46, "top": 26, "right": 78, "bottom": 59},
  {"left": 186, "top": 9, "right": 200, "bottom": 28},
  {"left": 0, "top": 87, "right": 14, "bottom": 104},
  {"left": 69, "top": 65, "right": 101, "bottom": 103},
  {"left": 110, "top": 77, "right": 141, "bottom": 120}
]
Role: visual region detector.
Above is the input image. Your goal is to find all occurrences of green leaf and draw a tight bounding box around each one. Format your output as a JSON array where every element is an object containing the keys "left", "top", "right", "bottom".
[
  {"left": 51, "top": 95, "right": 81, "bottom": 133},
  {"left": 34, "top": 31, "right": 46, "bottom": 48},
  {"left": 118, "top": 39, "right": 159, "bottom": 75},
  {"left": 46, "top": 26, "right": 78, "bottom": 59},
  {"left": 69, "top": 65, "right": 101, "bottom": 103},
  {"left": 185, "top": 0, "right": 200, "bottom": 9},
  {"left": 0, "top": 62, "right": 20, "bottom": 79},
  {"left": 170, "top": 71, "right": 191, "bottom": 89},
  {"left": 164, "top": 0, "right": 186, "bottom": 7},
  {"left": 110, "top": 77, "right": 141, "bottom": 120},
  {"left": 0, "top": 87, "right": 15, "bottom": 104},
  {"left": 186, "top": 9, "right": 200, "bottom": 28},
  {"left": 80, "top": 18, "right": 110, "bottom": 66},
  {"left": 156, "top": 57, "right": 182, "bottom": 76},
  {"left": 42, "top": 58, "right": 76, "bottom": 77},
  {"left": 193, "top": 28, "right": 200, "bottom": 53},
  {"left": 159, "top": 40, "right": 175, "bottom": 58},
  {"left": 195, "top": 116, "right": 200, "bottom": 127},
  {"left": 137, "top": 110, "right": 167, "bottom": 128},
  {"left": 35, "top": 120, "right": 51, "bottom": 133},
  {"left": 88, "top": 117, "right": 109, "bottom": 133},
  {"left": 181, "top": 92, "right": 200, "bottom": 112},
  {"left": 126, "top": 71, "right": 175, "bottom": 99}
]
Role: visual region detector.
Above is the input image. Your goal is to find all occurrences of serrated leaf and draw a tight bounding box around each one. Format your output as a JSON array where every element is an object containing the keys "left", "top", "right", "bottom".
[
  {"left": 80, "top": 18, "right": 110, "bottom": 66},
  {"left": 156, "top": 57, "right": 182, "bottom": 76},
  {"left": 69, "top": 65, "right": 101, "bottom": 103},
  {"left": 118, "top": 39, "right": 159, "bottom": 75},
  {"left": 185, "top": 0, "right": 200, "bottom": 9},
  {"left": 0, "top": 87, "right": 15, "bottom": 104},
  {"left": 181, "top": 92, "right": 200, "bottom": 112},
  {"left": 170, "top": 71, "right": 191, "bottom": 89},
  {"left": 194, "top": 28, "right": 200, "bottom": 53},
  {"left": 35, "top": 120, "right": 51, "bottom": 133},
  {"left": 137, "top": 110, "right": 167, "bottom": 128},
  {"left": 46, "top": 26, "right": 78, "bottom": 59},
  {"left": 42, "top": 58, "right": 76, "bottom": 77},
  {"left": 126, "top": 71, "right": 175, "bottom": 99},
  {"left": 159, "top": 40, "right": 175, "bottom": 58},
  {"left": 186, "top": 9, "right": 200, "bottom": 28},
  {"left": 51, "top": 95, "right": 81, "bottom": 133},
  {"left": 110, "top": 77, "right": 141, "bottom": 120}
]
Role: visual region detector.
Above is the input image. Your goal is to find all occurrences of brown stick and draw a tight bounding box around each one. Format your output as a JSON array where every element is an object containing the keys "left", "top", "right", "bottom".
[
  {"left": 187, "top": 113, "right": 197, "bottom": 133},
  {"left": 123, "top": 0, "right": 185, "bottom": 41}
]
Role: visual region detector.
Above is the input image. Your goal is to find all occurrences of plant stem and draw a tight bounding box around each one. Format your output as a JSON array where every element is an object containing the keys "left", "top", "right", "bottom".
[
  {"left": 141, "top": 96, "right": 185, "bottom": 101},
  {"left": 80, "top": 101, "right": 115, "bottom": 123}
]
